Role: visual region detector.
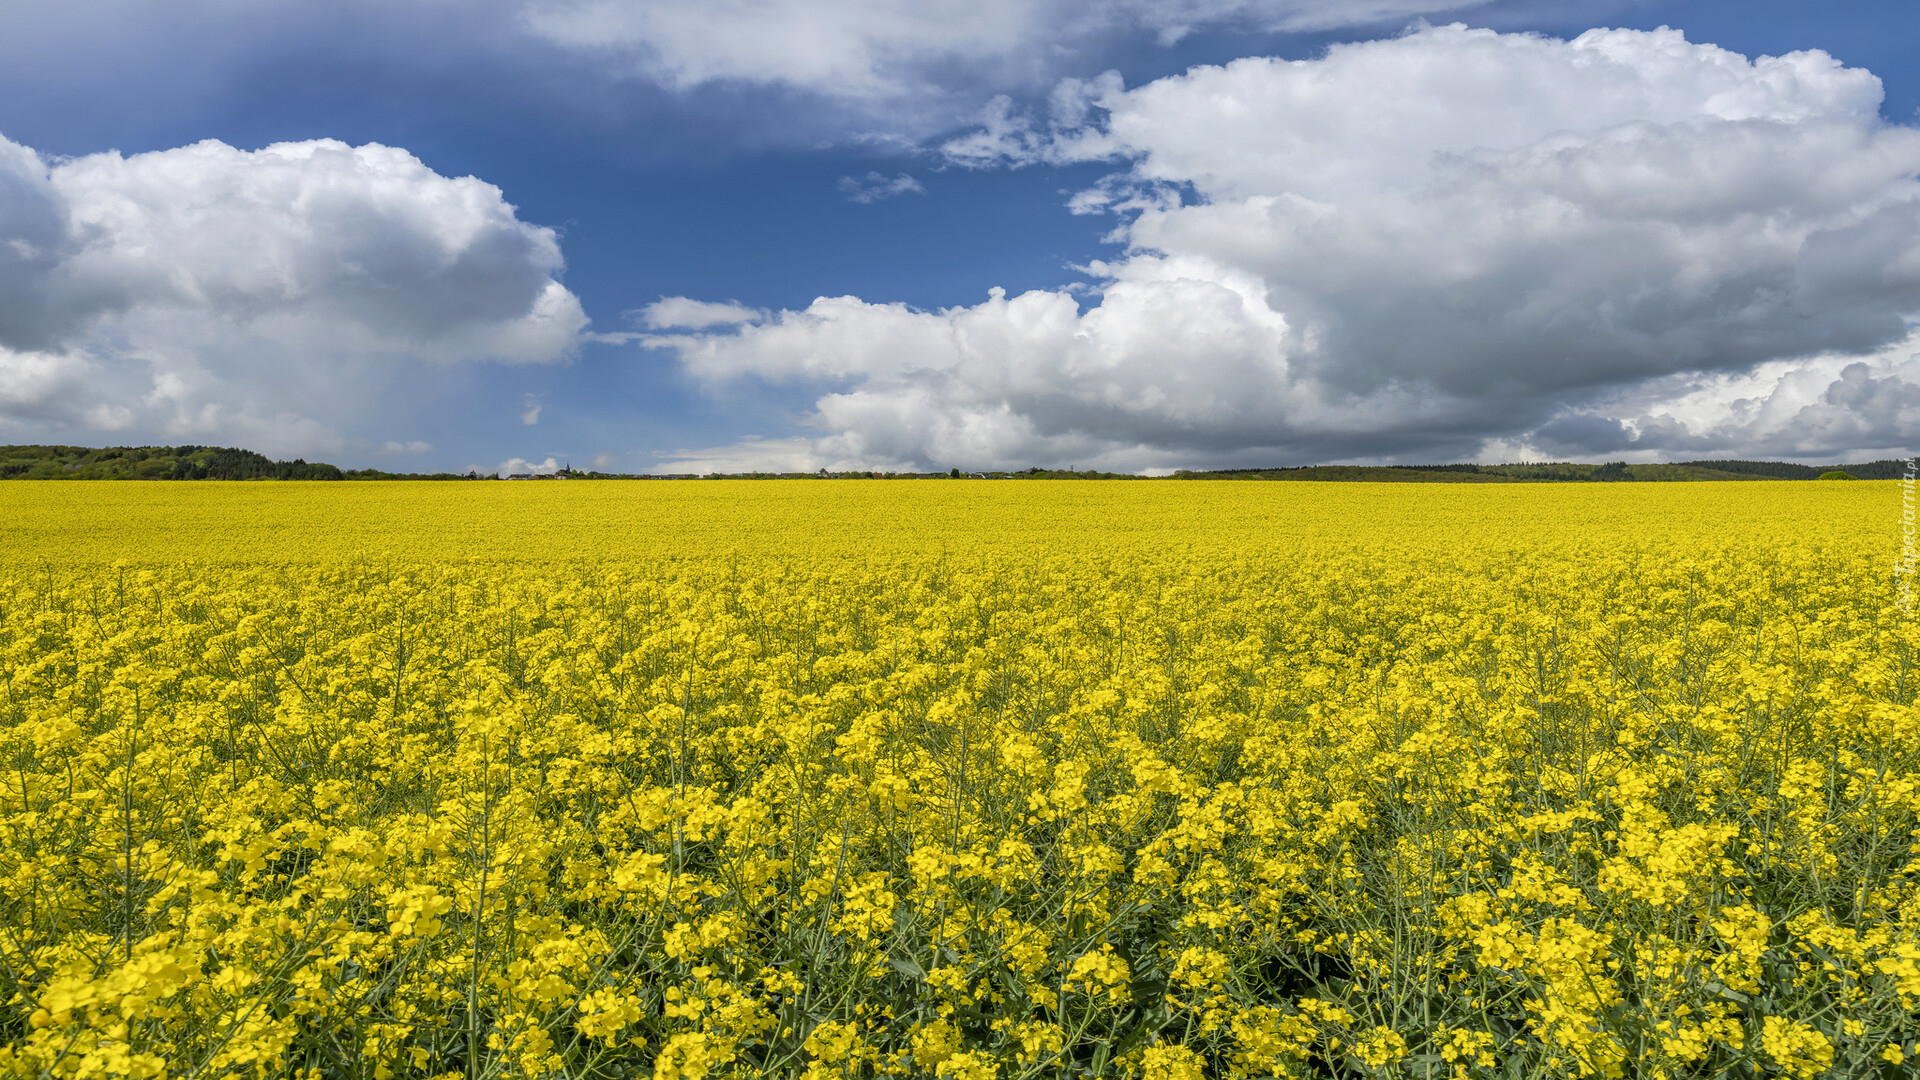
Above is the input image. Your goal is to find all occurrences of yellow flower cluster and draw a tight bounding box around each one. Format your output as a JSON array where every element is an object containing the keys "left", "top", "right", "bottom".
[{"left": 0, "top": 480, "right": 1912, "bottom": 1079}]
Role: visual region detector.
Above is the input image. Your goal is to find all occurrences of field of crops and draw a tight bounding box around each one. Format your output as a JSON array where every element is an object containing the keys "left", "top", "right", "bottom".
[{"left": 0, "top": 481, "right": 1913, "bottom": 1079}]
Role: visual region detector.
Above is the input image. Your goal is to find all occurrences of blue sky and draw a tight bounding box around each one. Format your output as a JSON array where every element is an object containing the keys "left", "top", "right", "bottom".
[{"left": 1, "top": 0, "right": 1918, "bottom": 473}]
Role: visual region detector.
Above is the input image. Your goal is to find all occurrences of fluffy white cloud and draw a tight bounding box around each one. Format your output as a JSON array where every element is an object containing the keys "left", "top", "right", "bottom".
[
  {"left": 47, "top": 138, "right": 586, "bottom": 362},
  {"left": 0, "top": 138, "right": 74, "bottom": 352},
  {"left": 0, "top": 132, "right": 586, "bottom": 453},
  {"left": 519, "top": 0, "right": 1495, "bottom": 100},
  {"left": 0, "top": 346, "right": 95, "bottom": 426},
  {"left": 650, "top": 25, "right": 1920, "bottom": 470},
  {"left": 497, "top": 455, "right": 562, "bottom": 476},
  {"left": 651, "top": 265, "right": 1466, "bottom": 471},
  {"left": 0, "top": 0, "right": 1508, "bottom": 152},
  {"left": 1514, "top": 330, "right": 1920, "bottom": 460},
  {"left": 634, "top": 297, "right": 765, "bottom": 330}
]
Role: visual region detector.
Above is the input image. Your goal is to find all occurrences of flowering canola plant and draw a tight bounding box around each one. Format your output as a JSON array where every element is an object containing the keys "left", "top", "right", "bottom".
[{"left": 0, "top": 481, "right": 1914, "bottom": 1079}]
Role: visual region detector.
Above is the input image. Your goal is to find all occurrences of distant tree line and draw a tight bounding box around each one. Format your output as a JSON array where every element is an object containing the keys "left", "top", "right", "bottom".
[
  {"left": 168, "top": 448, "right": 344, "bottom": 481},
  {"left": 0, "top": 444, "right": 352, "bottom": 480},
  {"left": 0, "top": 445, "right": 512, "bottom": 480},
  {"left": 1179, "top": 459, "right": 1910, "bottom": 482},
  {"left": 1674, "top": 459, "right": 1909, "bottom": 480},
  {"left": 1, "top": 444, "right": 1912, "bottom": 481}
]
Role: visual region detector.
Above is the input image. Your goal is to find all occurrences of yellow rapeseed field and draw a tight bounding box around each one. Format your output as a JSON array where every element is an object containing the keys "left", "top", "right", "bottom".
[{"left": 0, "top": 481, "right": 1912, "bottom": 1080}]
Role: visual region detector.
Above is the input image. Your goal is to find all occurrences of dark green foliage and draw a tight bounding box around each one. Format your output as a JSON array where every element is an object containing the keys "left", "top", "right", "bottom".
[
  {"left": 1825, "top": 460, "right": 1912, "bottom": 479},
  {"left": 1674, "top": 459, "right": 1825, "bottom": 478},
  {"left": 0, "top": 444, "right": 346, "bottom": 480},
  {"left": 1178, "top": 459, "right": 1910, "bottom": 482},
  {"left": 1677, "top": 459, "right": 1911, "bottom": 479},
  {"left": 175, "top": 448, "right": 345, "bottom": 481},
  {"left": 1175, "top": 465, "right": 1520, "bottom": 482},
  {"left": 341, "top": 469, "right": 488, "bottom": 481}
]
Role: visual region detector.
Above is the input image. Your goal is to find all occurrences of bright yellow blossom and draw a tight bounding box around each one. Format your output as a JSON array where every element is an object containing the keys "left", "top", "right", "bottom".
[{"left": 0, "top": 479, "right": 1907, "bottom": 1079}]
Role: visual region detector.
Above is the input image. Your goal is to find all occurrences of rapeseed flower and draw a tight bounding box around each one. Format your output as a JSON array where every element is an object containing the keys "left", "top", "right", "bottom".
[{"left": 0, "top": 480, "right": 1908, "bottom": 1077}]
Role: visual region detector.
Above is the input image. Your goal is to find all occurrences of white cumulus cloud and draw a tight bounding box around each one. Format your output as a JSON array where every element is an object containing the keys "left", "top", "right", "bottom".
[
  {"left": 0, "top": 132, "right": 586, "bottom": 454},
  {"left": 0, "top": 1, "right": 1523, "bottom": 137},
  {"left": 647, "top": 25, "right": 1920, "bottom": 470},
  {"left": 634, "top": 297, "right": 766, "bottom": 330},
  {"left": 497, "top": 455, "right": 561, "bottom": 476},
  {"left": 518, "top": 0, "right": 1497, "bottom": 101},
  {"left": 1514, "top": 330, "right": 1920, "bottom": 461},
  {"left": 0, "top": 0, "right": 1531, "bottom": 156}
]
